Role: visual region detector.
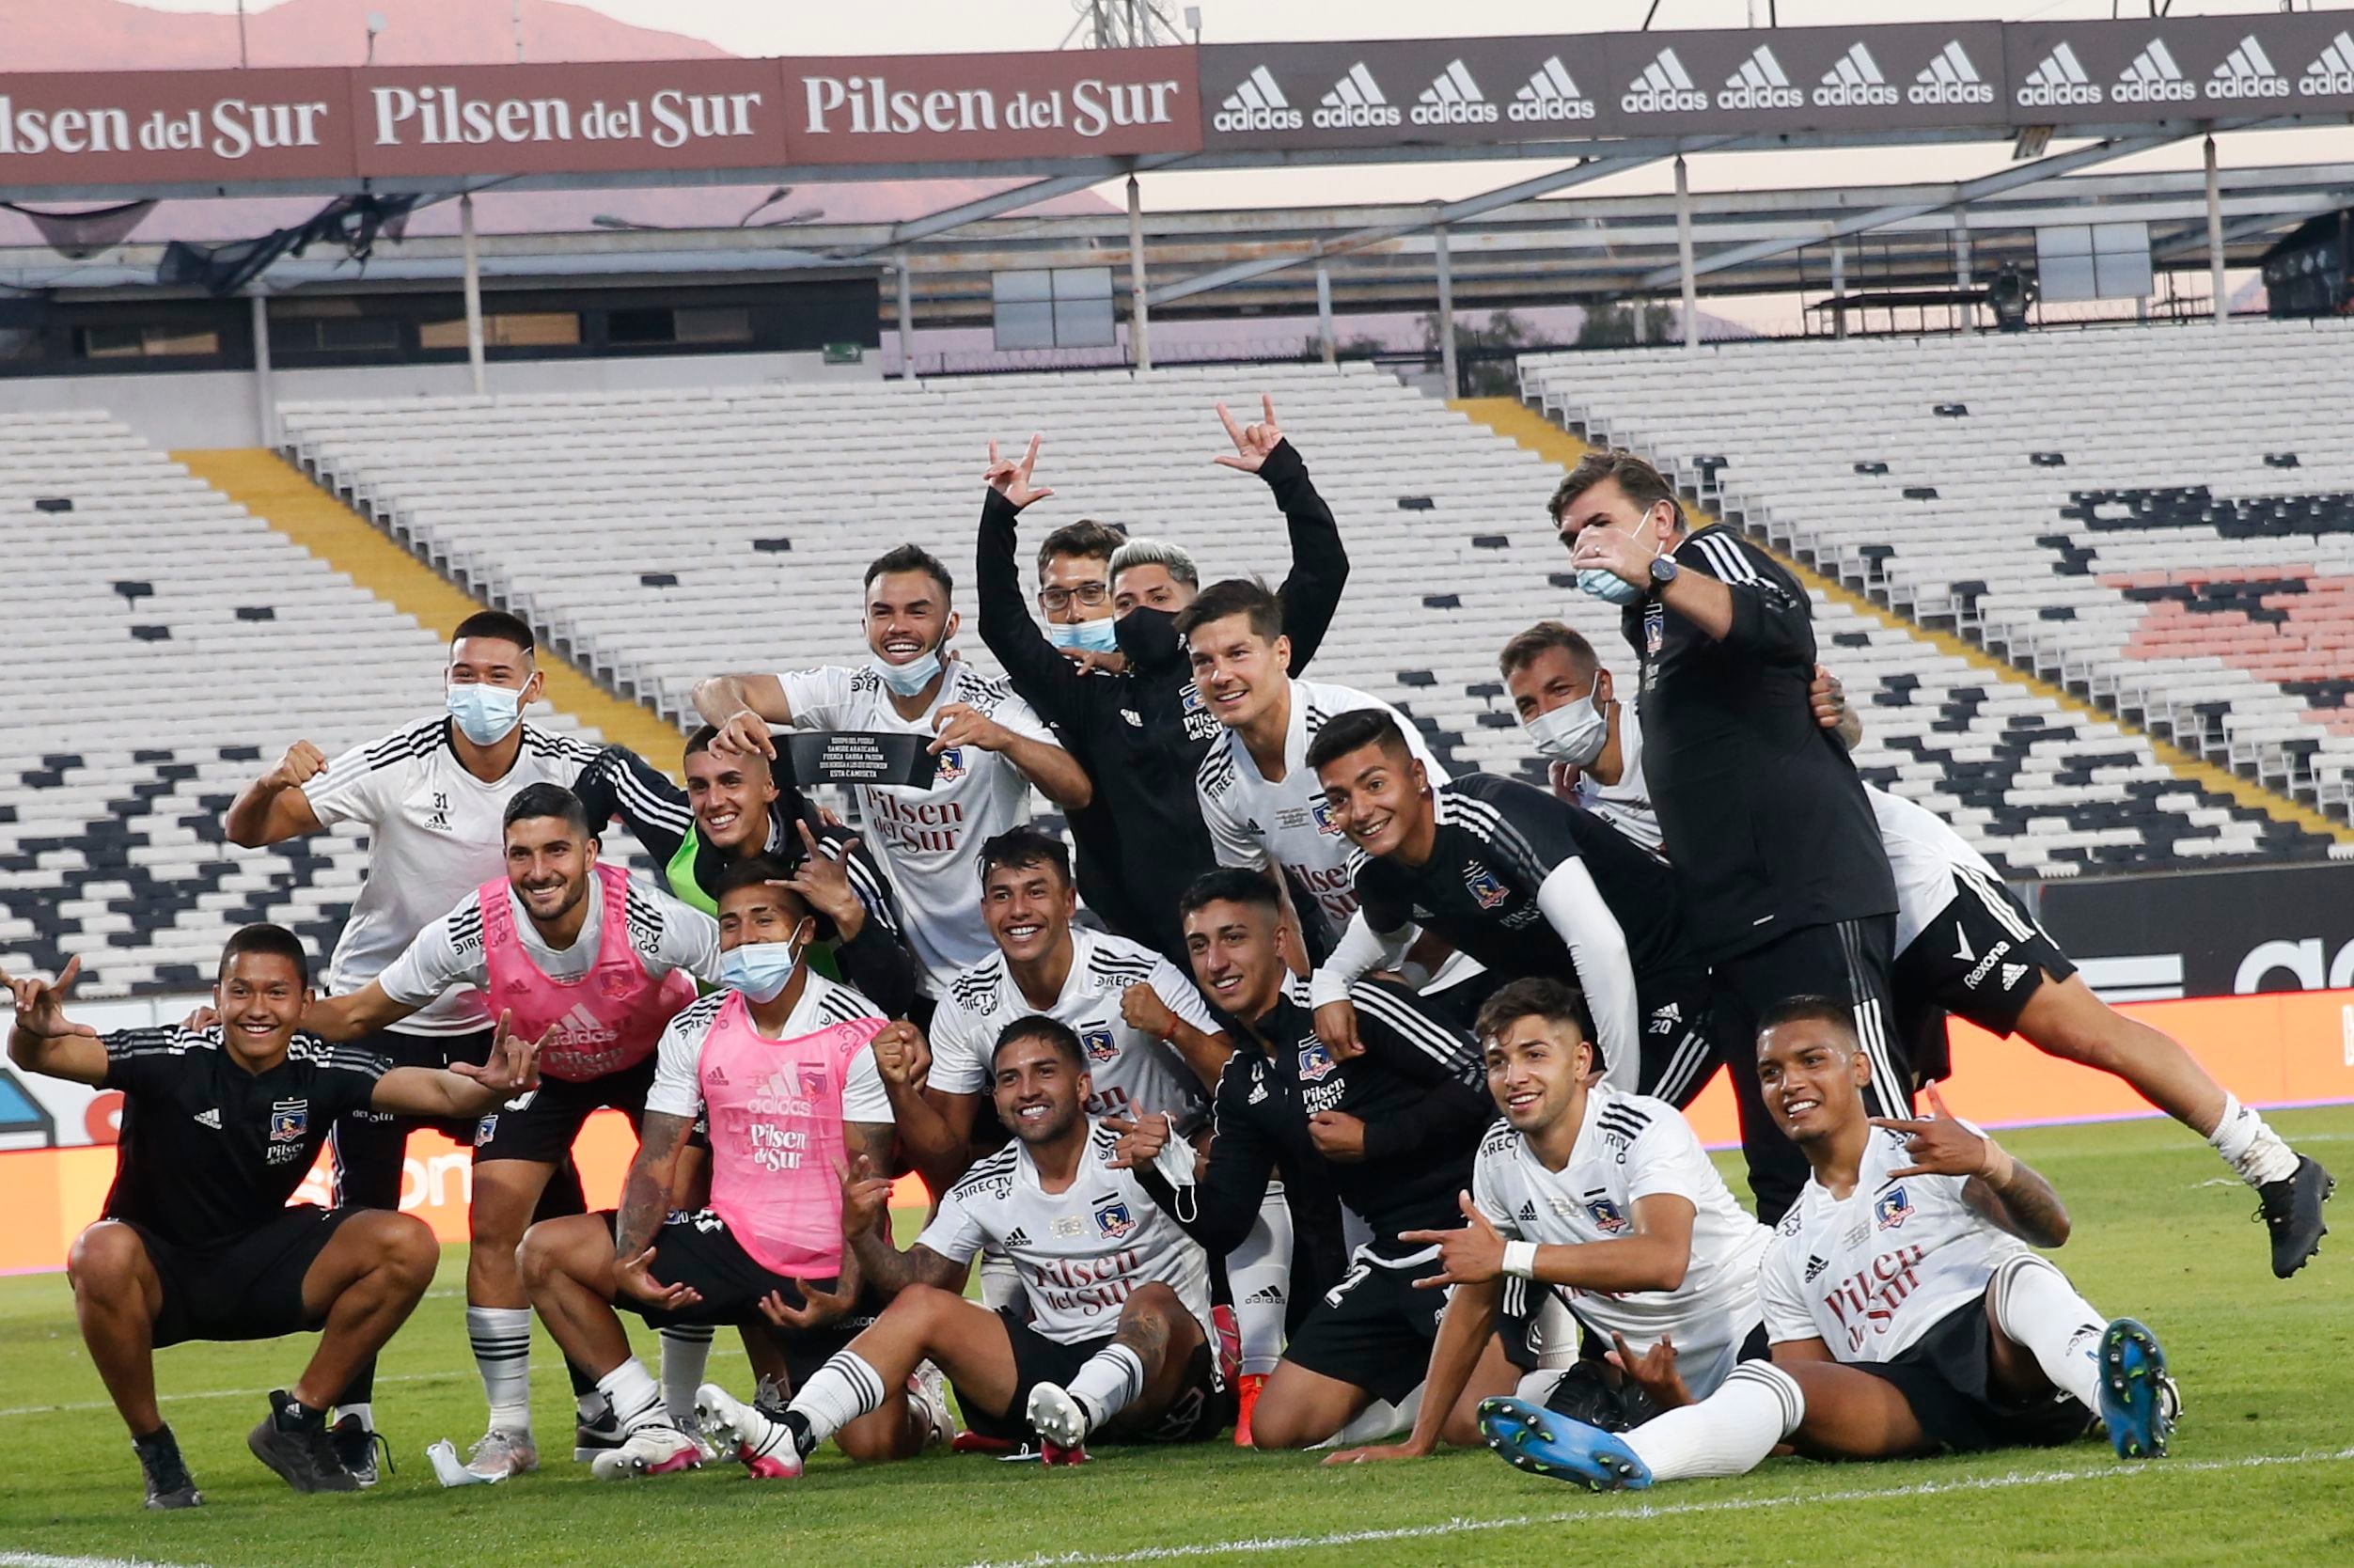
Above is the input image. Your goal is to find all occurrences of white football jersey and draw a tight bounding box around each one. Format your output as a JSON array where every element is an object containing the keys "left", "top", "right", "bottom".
[
  {"left": 1568, "top": 695, "right": 1665, "bottom": 856},
  {"left": 377, "top": 870, "right": 719, "bottom": 1006},
  {"left": 1760, "top": 1122, "right": 2026, "bottom": 1362},
  {"left": 777, "top": 662, "right": 1067, "bottom": 995},
  {"left": 928, "top": 928, "right": 1219, "bottom": 1130},
  {"left": 917, "top": 1120, "right": 1211, "bottom": 1346},
  {"left": 304, "top": 717, "right": 601, "bottom": 1035},
  {"left": 1475, "top": 1085, "right": 1770, "bottom": 1379},
  {"left": 1868, "top": 785, "right": 2004, "bottom": 956},
  {"left": 1197, "top": 677, "right": 1450, "bottom": 933}
]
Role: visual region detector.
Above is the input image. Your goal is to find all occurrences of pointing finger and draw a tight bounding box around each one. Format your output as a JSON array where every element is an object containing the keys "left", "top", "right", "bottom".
[
  {"left": 1924, "top": 1081, "right": 1954, "bottom": 1119},
  {"left": 1261, "top": 393, "right": 1277, "bottom": 427},
  {"left": 987, "top": 439, "right": 999, "bottom": 467},
  {"left": 1023, "top": 433, "right": 1042, "bottom": 472},
  {"left": 1216, "top": 400, "right": 1244, "bottom": 446}
]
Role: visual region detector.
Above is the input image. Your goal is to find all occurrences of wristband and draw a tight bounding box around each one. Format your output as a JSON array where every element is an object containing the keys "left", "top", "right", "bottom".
[
  {"left": 1501, "top": 1241, "right": 1539, "bottom": 1279},
  {"left": 1980, "top": 1138, "right": 2015, "bottom": 1186}
]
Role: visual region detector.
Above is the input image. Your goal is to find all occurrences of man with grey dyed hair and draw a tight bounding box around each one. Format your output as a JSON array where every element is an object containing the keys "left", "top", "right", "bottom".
[{"left": 974, "top": 400, "right": 1351, "bottom": 967}]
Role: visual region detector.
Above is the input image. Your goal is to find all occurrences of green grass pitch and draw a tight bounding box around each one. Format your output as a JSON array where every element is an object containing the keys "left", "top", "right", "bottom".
[{"left": 4, "top": 1108, "right": 2351, "bottom": 1568}]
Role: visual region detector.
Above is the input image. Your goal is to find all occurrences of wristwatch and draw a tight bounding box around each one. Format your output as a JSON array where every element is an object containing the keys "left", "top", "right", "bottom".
[{"left": 1649, "top": 555, "right": 1681, "bottom": 588}]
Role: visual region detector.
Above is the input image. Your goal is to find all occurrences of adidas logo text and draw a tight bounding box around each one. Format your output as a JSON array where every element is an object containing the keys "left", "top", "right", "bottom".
[
  {"left": 1004, "top": 1226, "right": 1030, "bottom": 1247},
  {"left": 1623, "top": 47, "right": 1709, "bottom": 114},
  {"left": 1720, "top": 44, "right": 1802, "bottom": 110},
  {"left": 2206, "top": 34, "right": 2287, "bottom": 100},
  {"left": 1510, "top": 55, "right": 1595, "bottom": 122},
  {"left": 1814, "top": 42, "right": 1896, "bottom": 108},
  {"left": 1215, "top": 65, "right": 1301, "bottom": 133},
  {"left": 2299, "top": 30, "right": 2354, "bottom": 95},
  {"left": 1315, "top": 62, "right": 1400, "bottom": 129},
  {"left": 2113, "top": 39, "right": 2195, "bottom": 104},
  {"left": 1910, "top": 39, "right": 1993, "bottom": 105},
  {"left": 1243, "top": 1286, "right": 1286, "bottom": 1304},
  {"left": 2016, "top": 41, "right": 2102, "bottom": 108},
  {"left": 1412, "top": 58, "right": 1497, "bottom": 126}
]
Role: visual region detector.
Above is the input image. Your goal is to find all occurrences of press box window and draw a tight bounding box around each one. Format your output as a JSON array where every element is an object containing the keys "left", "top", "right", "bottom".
[
  {"left": 993, "top": 267, "right": 1115, "bottom": 351},
  {"left": 76, "top": 324, "right": 222, "bottom": 359},
  {"left": 419, "top": 312, "right": 582, "bottom": 350},
  {"left": 607, "top": 306, "right": 753, "bottom": 347},
  {"left": 2035, "top": 222, "right": 2154, "bottom": 304}
]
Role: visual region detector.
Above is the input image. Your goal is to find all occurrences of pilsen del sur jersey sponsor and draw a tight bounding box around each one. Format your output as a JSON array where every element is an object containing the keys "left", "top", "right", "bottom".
[{"left": 1024, "top": 1245, "right": 1147, "bottom": 1316}]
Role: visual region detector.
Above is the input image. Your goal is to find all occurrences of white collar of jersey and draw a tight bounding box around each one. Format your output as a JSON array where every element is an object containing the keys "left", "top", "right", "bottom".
[
  {"left": 1011, "top": 1118, "right": 1109, "bottom": 1192},
  {"left": 1559, "top": 1081, "right": 1620, "bottom": 1170},
  {"left": 743, "top": 971, "right": 838, "bottom": 1040}
]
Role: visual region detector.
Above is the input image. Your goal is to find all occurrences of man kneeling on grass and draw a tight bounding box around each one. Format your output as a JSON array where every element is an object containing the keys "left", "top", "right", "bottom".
[
  {"left": 1473, "top": 996, "right": 2181, "bottom": 1489},
  {"left": 5, "top": 926, "right": 542, "bottom": 1509},
  {"left": 695, "top": 1015, "right": 1228, "bottom": 1472}
]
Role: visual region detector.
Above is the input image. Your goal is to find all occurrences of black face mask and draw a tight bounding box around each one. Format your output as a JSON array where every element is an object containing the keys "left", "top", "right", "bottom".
[{"left": 1114, "top": 605, "right": 1185, "bottom": 672}]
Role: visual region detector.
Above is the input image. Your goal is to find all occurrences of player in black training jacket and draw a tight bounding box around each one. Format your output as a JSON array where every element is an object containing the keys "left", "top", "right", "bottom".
[
  {"left": 1113, "top": 869, "right": 1513, "bottom": 1451},
  {"left": 573, "top": 725, "right": 918, "bottom": 1018},
  {"left": 4, "top": 927, "right": 543, "bottom": 1510},
  {"left": 974, "top": 400, "right": 1349, "bottom": 965},
  {"left": 1558, "top": 448, "right": 1903, "bottom": 1222}
]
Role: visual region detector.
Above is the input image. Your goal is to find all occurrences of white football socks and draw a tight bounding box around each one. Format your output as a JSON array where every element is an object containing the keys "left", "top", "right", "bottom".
[
  {"left": 1231, "top": 1194, "right": 1293, "bottom": 1378},
  {"left": 1989, "top": 1254, "right": 2105, "bottom": 1411},
  {"left": 467, "top": 1306, "right": 535, "bottom": 1434},
  {"left": 1624, "top": 1361, "right": 1804, "bottom": 1482},
  {"left": 658, "top": 1325, "right": 716, "bottom": 1424},
  {"left": 593, "top": 1358, "right": 666, "bottom": 1435},
  {"left": 1065, "top": 1344, "right": 1147, "bottom": 1434},
  {"left": 788, "top": 1349, "right": 889, "bottom": 1449},
  {"left": 2207, "top": 1092, "right": 2299, "bottom": 1187}
]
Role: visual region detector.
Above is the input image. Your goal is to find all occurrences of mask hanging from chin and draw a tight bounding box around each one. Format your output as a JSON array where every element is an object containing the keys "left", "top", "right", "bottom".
[{"left": 871, "top": 647, "right": 944, "bottom": 698}]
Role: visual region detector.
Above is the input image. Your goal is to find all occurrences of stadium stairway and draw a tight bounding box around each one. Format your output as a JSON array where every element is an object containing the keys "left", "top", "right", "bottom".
[
  {"left": 1452, "top": 397, "right": 2354, "bottom": 859},
  {"left": 175, "top": 448, "right": 684, "bottom": 769}
]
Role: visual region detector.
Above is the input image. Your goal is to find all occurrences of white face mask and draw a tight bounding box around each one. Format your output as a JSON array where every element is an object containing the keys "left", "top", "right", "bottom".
[{"left": 1525, "top": 694, "right": 1609, "bottom": 767}]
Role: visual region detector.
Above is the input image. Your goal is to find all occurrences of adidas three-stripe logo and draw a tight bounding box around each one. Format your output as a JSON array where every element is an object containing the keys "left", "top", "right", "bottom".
[
  {"left": 1911, "top": 39, "right": 1992, "bottom": 106},
  {"left": 1213, "top": 65, "right": 1301, "bottom": 132},
  {"left": 1814, "top": 42, "right": 1896, "bottom": 107},
  {"left": 1720, "top": 44, "right": 1802, "bottom": 110},
  {"left": 1316, "top": 63, "right": 1400, "bottom": 129},
  {"left": 1413, "top": 59, "right": 1497, "bottom": 125},
  {"left": 2302, "top": 31, "right": 2354, "bottom": 95},
  {"left": 2113, "top": 39, "right": 2195, "bottom": 104},
  {"left": 1511, "top": 56, "right": 1595, "bottom": 121},
  {"left": 2207, "top": 34, "right": 2287, "bottom": 100},
  {"left": 2016, "top": 41, "right": 2102, "bottom": 108},
  {"left": 1622, "top": 47, "right": 1709, "bottom": 114}
]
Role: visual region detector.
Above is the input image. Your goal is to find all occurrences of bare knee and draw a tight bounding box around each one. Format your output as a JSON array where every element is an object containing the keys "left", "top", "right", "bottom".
[
  {"left": 890, "top": 1282, "right": 962, "bottom": 1329},
  {"left": 515, "top": 1219, "right": 573, "bottom": 1293},
  {"left": 1246, "top": 1390, "right": 1328, "bottom": 1450},
  {"left": 832, "top": 1411, "right": 905, "bottom": 1465},
  {"left": 68, "top": 1221, "right": 149, "bottom": 1301},
  {"left": 1120, "top": 1281, "right": 1184, "bottom": 1328},
  {"left": 383, "top": 1214, "right": 440, "bottom": 1289}
]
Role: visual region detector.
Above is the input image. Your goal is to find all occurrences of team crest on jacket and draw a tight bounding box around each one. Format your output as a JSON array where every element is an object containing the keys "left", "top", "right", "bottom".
[
  {"left": 933, "top": 745, "right": 966, "bottom": 782},
  {"left": 1094, "top": 1200, "right": 1138, "bottom": 1240},
  {"left": 269, "top": 1099, "right": 309, "bottom": 1141},
  {"left": 1310, "top": 796, "right": 1343, "bottom": 837},
  {"left": 1465, "top": 863, "right": 1509, "bottom": 910},
  {"left": 1297, "top": 1042, "right": 1336, "bottom": 1083},
  {"left": 1643, "top": 602, "right": 1666, "bottom": 656},
  {"left": 1874, "top": 1186, "right": 1914, "bottom": 1231},
  {"left": 1585, "top": 1197, "right": 1630, "bottom": 1234},
  {"left": 1080, "top": 1027, "right": 1118, "bottom": 1064},
  {"left": 1181, "top": 683, "right": 1205, "bottom": 713}
]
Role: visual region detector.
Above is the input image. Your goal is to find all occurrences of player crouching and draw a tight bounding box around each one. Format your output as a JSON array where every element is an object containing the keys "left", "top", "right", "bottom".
[
  {"left": 5, "top": 929, "right": 541, "bottom": 1509},
  {"left": 1478, "top": 996, "right": 2179, "bottom": 1490},
  {"left": 696, "top": 1017, "right": 1227, "bottom": 1474}
]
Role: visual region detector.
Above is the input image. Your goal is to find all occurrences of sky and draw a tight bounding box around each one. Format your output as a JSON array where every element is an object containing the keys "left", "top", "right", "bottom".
[{"left": 118, "top": 0, "right": 2354, "bottom": 208}]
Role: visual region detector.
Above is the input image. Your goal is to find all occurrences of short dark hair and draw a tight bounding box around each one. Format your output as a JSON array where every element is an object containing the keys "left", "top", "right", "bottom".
[
  {"left": 1475, "top": 978, "right": 1595, "bottom": 1068},
  {"left": 1037, "top": 519, "right": 1128, "bottom": 574},
  {"left": 1499, "top": 620, "right": 1599, "bottom": 682},
  {"left": 452, "top": 608, "right": 536, "bottom": 655},
  {"left": 711, "top": 854, "right": 794, "bottom": 903},
  {"left": 503, "top": 782, "right": 592, "bottom": 838},
  {"left": 1176, "top": 867, "right": 1283, "bottom": 923},
  {"left": 993, "top": 1014, "right": 1086, "bottom": 1071},
  {"left": 978, "top": 826, "right": 1071, "bottom": 890},
  {"left": 1303, "top": 707, "right": 1414, "bottom": 775},
  {"left": 1547, "top": 447, "right": 1684, "bottom": 532},
  {"left": 219, "top": 922, "right": 310, "bottom": 989},
  {"left": 865, "top": 542, "right": 955, "bottom": 600},
  {"left": 1173, "top": 576, "right": 1282, "bottom": 645},
  {"left": 1758, "top": 994, "right": 1858, "bottom": 1045}
]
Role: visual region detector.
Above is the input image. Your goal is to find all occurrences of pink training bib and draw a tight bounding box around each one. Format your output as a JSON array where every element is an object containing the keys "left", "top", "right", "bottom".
[
  {"left": 477, "top": 863, "right": 698, "bottom": 1083},
  {"left": 698, "top": 989, "right": 885, "bottom": 1278}
]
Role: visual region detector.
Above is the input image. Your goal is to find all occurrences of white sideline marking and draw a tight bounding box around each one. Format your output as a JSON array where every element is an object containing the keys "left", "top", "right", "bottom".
[
  {"left": 0, "top": 1554, "right": 192, "bottom": 1568},
  {"left": 0, "top": 1345, "right": 749, "bottom": 1419},
  {"left": 964, "top": 1447, "right": 2354, "bottom": 1567}
]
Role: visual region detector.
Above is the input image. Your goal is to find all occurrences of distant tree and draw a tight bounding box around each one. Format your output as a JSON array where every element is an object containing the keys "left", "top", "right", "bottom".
[
  {"left": 1420, "top": 308, "right": 1542, "bottom": 395},
  {"left": 1576, "top": 300, "right": 1677, "bottom": 349}
]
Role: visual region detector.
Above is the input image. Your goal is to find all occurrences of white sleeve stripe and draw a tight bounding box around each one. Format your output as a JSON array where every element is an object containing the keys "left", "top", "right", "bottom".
[
  {"left": 1694, "top": 533, "right": 1759, "bottom": 585},
  {"left": 1349, "top": 984, "right": 1470, "bottom": 1070},
  {"left": 1448, "top": 792, "right": 1558, "bottom": 886},
  {"left": 612, "top": 766, "right": 694, "bottom": 833}
]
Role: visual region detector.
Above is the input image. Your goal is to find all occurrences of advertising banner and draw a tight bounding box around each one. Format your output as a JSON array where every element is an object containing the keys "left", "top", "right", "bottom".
[
  {"left": 2029, "top": 859, "right": 2354, "bottom": 1001},
  {"left": 1199, "top": 37, "right": 1623, "bottom": 151},
  {"left": 0, "top": 67, "right": 353, "bottom": 186},
  {"left": 2005, "top": 13, "right": 2354, "bottom": 127},
  {"left": 778, "top": 47, "right": 1198, "bottom": 165},
  {"left": 1601, "top": 22, "right": 2009, "bottom": 136}
]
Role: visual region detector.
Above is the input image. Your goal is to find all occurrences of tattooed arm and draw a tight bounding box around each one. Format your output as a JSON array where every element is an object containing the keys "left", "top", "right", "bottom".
[{"left": 614, "top": 1109, "right": 697, "bottom": 1259}]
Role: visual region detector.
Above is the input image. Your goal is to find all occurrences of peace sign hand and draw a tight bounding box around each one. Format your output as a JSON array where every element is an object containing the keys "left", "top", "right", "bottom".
[
  {"left": 1402, "top": 1190, "right": 1510, "bottom": 1289},
  {"left": 1214, "top": 395, "right": 1285, "bottom": 473},
  {"left": 985, "top": 435, "right": 1056, "bottom": 510},
  {"left": 1870, "top": 1082, "right": 1994, "bottom": 1180}
]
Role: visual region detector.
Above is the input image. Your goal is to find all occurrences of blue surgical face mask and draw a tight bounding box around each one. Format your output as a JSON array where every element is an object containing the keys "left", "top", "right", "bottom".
[
  {"left": 871, "top": 648, "right": 943, "bottom": 698},
  {"left": 447, "top": 681, "right": 525, "bottom": 745},
  {"left": 719, "top": 928, "right": 808, "bottom": 1004},
  {"left": 1577, "top": 568, "right": 1643, "bottom": 606},
  {"left": 1048, "top": 618, "right": 1121, "bottom": 654}
]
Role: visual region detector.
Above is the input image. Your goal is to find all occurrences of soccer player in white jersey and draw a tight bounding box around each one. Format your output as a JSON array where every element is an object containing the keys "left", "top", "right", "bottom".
[
  {"left": 1180, "top": 577, "right": 1473, "bottom": 993},
  {"left": 299, "top": 784, "right": 720, "bottom": 1482},
  {"left": 514, "top": 860, "right": 934, "bottom": 1480},
  {"left": 695, "top": 1015, "right": 1225, "bottom": 1472},
  {"left": 1327, "top": 978, "right": 1771, "bottom": 1467},
  {"left": 690, "top": 543, "right": 1093, "bottom": 1001},
  {"left": 1475, "top": 996, "right": 2179, "bottom": 1489},
  {"left": 220, "top": 607, "right": 602, "bottom": 1471},
  {"left": 1498, "top": 621, "right": 1662, "bottom": 855}
]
